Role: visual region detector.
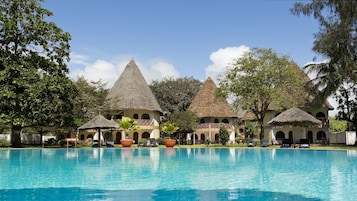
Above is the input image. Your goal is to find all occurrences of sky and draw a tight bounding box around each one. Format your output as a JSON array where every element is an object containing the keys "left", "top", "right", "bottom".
[{"left": 42, "top": 0, "right": 337, "bottom": 115}]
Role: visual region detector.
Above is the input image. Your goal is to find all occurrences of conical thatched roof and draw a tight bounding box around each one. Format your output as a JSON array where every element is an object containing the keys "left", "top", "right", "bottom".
[
  {"left": 188, "top": 77, "right": 238, "bottom": 118},
  {"left": 78, "top": 115, "right": 120, "bottom": 130},
  {"left": 268, "top": 107, "right": 322, "bottom": 127},
  {"left": 106, "top": 59, "right": 162, "bottom": 112}
]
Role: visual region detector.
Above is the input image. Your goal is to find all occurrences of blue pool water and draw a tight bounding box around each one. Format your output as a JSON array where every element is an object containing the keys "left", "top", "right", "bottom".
[{"left": 1, "top": 148, "right": 357, "bottom": 201}]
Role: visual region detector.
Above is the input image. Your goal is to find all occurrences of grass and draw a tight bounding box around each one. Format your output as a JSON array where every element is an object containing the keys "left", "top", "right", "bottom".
[{"left": 1, "top": 143, "right": 357, "bottom": 151}]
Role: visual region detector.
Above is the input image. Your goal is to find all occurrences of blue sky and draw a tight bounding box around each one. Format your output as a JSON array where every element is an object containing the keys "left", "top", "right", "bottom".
[{"left": 42, "top": 0, "right": 336, "bottom": 113}]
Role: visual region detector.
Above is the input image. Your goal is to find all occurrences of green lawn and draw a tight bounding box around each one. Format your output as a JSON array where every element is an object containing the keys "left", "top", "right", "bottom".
[{"left": 1, "top": 143, "right": 357, "bottom": 150}]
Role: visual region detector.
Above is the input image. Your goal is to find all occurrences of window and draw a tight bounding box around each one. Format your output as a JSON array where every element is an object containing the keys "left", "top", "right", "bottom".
[
  {"left": 200, "top": 119, "right": 205, "bottom": 123},
  {"left": 276, "top": 131, "right": 285, "bottom": 140},
  {"left": 214, "top": 119, "right": 219, "bottom": 123},
  {"left": 222, "top": 119, "right": 229, "bottom": 123},
  {"left": 141, "top": 114, "right": 150, "bottom": 119},
  {"left": 133, "top": 114, "right": 138, "bottom": 119},
  {"left": 142, "top": 132, "right": 150, "bottom": 139},
  {"left": 317, "top": 131, "right": 326, "bottom": 140}
]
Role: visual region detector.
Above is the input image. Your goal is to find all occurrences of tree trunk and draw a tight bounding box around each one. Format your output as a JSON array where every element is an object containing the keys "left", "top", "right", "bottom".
[
  {"left": 11, "top": 125, "right": 23, "bottom": 148},
  {"left": 259, "top": 120, "right": 264, "bottom": 143}
]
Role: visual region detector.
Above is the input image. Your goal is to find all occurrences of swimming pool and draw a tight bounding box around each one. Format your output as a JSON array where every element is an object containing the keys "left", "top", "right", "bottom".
[{"left": 0, "top": 148, "right": 356, "bottom": 201}]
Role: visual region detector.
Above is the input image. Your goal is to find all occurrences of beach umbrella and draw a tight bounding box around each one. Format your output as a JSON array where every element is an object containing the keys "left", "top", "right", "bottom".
[{"left": 78, "top": 115, "right": 120, "bottom": 147}]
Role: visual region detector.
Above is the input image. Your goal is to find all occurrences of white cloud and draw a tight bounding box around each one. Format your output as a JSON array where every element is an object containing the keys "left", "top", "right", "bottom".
[
  {"left": 69, "top": 52, "right": 90, "bottom": 65},
  {"left": 206, "top": 45, "right": 250, "bottom": 83},
  {"left": 69, "top": 55, "right": 180, "bottom": 88}
]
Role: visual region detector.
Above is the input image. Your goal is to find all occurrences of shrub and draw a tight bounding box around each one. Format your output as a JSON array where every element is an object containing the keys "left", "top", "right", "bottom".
[
  {"left": 0, "top": 139, "right": 10, "bottom": 147},
  {"left": 57, "top": 139, "right": 66, "bottom": 147},
  {"left": 219, "top": 124, "right": 229, "bottom": 145},
  {"left": 156, "top": 138, "right": 164, "bottom": 145}
]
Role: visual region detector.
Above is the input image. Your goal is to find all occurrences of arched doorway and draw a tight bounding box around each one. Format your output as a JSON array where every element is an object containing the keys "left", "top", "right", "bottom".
[
  {"left": 307, "top": 131, "right": 313, "bottom": 144},
  {"left": 200, "top": 134, "right": 205, "bottom": 144},
  {"left": 288, "top": 131, "right": 293, "bottom": 140},
  {"left": 133, "top": 132, "right": 139, "bottom": 144},
  {"left": 215, "top": 134, "right": 219, "bottom": 143},
  {"left": 115, "top": 132, "right": 121, "bottom": 143}
]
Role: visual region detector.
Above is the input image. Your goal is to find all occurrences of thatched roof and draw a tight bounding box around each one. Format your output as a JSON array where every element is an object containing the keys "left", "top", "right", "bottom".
[
  {"left": 188, "top": 77, "right": 238, "bottom": 118},
  {"left": 106, "top": 59, "right": 162, "bottom": 112},
  {"left": 78, "top": 115, "right": 119, "bottom": 130},
  {"left": 268, "top": 107, "right": 322, "bottom": 127}
]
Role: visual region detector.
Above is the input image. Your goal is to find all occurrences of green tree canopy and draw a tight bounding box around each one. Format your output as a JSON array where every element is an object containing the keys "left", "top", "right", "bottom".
[
  {"left": 291, "top": 0, "right": 357, "bottom": 101},
  {"left": 150, "top": 77, "right": 202, "bottom": 115},
  {"left": 218, "top": 124, "right": 229, "bottom": 145},
  {"left": 329, "top": 116, "right": 347, "bottom": 133},
  {"left": 170, "top": 110, "right": 198, "bottom": 144},
  {"left": 218, "top": 48, "right": 305, "bottom": 141},
  {"left": 0, "top": 0, "right": 76, "bottom": 147},
  {"left": 72, "top": 77, "right": 109, "bottom": 127}
]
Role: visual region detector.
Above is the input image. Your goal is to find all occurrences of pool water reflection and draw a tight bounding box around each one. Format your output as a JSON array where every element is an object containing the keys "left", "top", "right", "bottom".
[{"left": 1, "top": 148, "right": 357, "bottom": 201}]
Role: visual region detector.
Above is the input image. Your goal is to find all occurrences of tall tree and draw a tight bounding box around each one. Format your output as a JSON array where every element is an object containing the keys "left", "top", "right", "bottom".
[
  {"left": 0, "top": 0, "right": 76, "bottom": 147},
  {"left": 218, "top": 48, "right": 305, "bottom": 141},
  {"left": 150, "top": 77, "right": 202, "bottom": 116},
  {"left": 291, "top": 0, "right": 357, "bottom": 101},
  {"left": 335, "top": 83, "right": 357, "bottom": 130},
  {"left": 170, "top": 110, "right": 198, "bottom": 144},
  {"left": 73, "top": 77, "right": 109, "bottom": 127}
]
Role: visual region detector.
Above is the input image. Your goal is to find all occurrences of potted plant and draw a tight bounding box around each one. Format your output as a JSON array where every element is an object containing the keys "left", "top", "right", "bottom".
[
  {"left": 118, "top": 117, "right": 140, "bottom": 148},
  {"left": 161, "top": 122, "right": 179, "bottom": 148}
]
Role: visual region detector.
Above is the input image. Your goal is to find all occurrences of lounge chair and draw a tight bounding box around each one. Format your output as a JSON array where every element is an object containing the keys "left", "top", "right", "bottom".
[
  {"left": 247, "top": 140, "right": 255, "bottom": 147},
  {"left": 150, "top": 139, "right": 158, "bottom": 147},
  {"left": 281, "top": 139, "right": 292, "bottom": 148},
  {"left": 261, "top": 140, "right": 270, "bottom": 147},
  {"left": 92, "top": 141, "right": 99, "bottom": 148},
  {"left": 106, "top": 141, "right": 114, "bottom": 148},
  {"left": 299, "top": 139, "right": 310, "bottom": 148},
  {"left": 138, "top": 140, "right": 147, "bottom": 147}
]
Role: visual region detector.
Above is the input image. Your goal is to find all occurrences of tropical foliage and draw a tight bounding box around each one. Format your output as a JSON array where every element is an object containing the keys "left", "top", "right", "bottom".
[
  {"left": 291, "top": 0, "right": 357, "bottom": 100},
  {"left": 291, "top": 0, "right": 357, "bottom": 125},
  {"left": 72, "top": 77, "right": 109, "bottom": 127},
  {"left": 218, "top": 48, "right": 305, "bottom": 141},
  {"left": 329, "top": 116, "right": 348, "bottom": 133},
  {"left": 0, "top": 0, "right": 76, "bottom": 147},
  {"left": 218, "top": 124, "right": 229, "bottom": 145},
  {"left": 161, "top": 122, "right": 179, "bottom": 139},
  {"left": 150, "top": 77, "right": 202, "bottom": 116},
  {"left": 118, "top": 117, "right": 140, "bottom": 138}
]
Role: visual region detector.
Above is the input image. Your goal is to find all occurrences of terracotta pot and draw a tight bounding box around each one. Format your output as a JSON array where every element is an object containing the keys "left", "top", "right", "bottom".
[
  {"left": 120, "top": 139, "right": 133, "bottom": 148},
  {"left": 164, "top": 139, "right": 176, "bottom": 148}
]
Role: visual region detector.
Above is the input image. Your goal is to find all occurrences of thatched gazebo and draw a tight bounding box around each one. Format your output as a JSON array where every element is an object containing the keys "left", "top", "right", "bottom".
[
  {"left": 268, "top": 107, "right": 322, "bottom": 127},
  {"left": 78, "top": 115, "right": 120, "bottom": 147}
]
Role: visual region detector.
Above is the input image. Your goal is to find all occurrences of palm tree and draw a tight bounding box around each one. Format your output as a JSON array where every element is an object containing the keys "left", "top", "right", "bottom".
[
  {"left": 161, "top": 122, "right": 179, "bottom": 139},
  {"left": 118, "top": 117, "right": 140, "bottom": 140}
]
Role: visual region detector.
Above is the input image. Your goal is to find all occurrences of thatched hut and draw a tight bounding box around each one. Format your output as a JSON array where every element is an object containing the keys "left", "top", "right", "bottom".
[
  {"left": 78, "top": 115, "right": 120, "bottom": 146},
  {"left": 188, "top": 77, "right": 238, "bottom": 144},
  {"left": 105, "top": 59, "right": 162, "bottom": 144}
]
